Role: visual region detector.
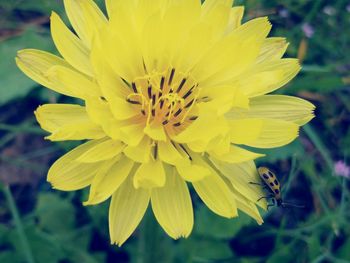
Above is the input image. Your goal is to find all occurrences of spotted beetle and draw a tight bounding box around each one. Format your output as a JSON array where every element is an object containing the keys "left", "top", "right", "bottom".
[{"left": 250, "top": 167, "right": 304, "bottom": 209}]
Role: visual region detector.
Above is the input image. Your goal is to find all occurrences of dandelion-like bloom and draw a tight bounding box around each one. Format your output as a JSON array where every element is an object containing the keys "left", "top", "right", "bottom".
[{"left": 16, "top": 0, "right": 315, "bottom": 245}]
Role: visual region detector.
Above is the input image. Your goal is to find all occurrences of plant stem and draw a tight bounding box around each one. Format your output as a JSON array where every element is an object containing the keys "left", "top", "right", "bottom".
[{"left": 1, "top": 184, "right": 35, "bottom": 263}]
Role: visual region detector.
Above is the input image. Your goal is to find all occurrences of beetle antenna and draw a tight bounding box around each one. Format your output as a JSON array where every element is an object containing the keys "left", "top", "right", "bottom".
[{"left": 281, "top": 202, "right": 305, "bottom": 209}]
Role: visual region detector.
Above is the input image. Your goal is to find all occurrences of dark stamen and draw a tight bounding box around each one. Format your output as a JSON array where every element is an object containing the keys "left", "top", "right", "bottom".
[
  {"left": 152, "top": 95, "right": 156, "bottom": 105},
  {"left": 189, "top": 116, "right": 198, "bottom": 121},
  {"left": 162, "top": 120, "right": 169, "bottom": 125},
  {"left": 154, "top": 143, "right": 158, "bottom": 160},
  {"left": 141, "top": 110, "right": 146, "bottom": 115},
  {"left": 121, "top": 78, "right": 131, "bottom": 88},
  {"left": 143, "top": 59, "right": 148, "bottom": 74},
  {"left": 179, "top": 144, "right": 192, "bottom": 161},
  {"left": 160, "top": 99, "right": 165, "bottom": 109},
  {"left": 131, "top": 82, "right": 137, "bottom": 93},
  {"left": 174, "top": 108, "right": 182, "bottom": 117},
  {"left": 152, "top": 109, "right": 156, "bottom": 117},
  {"left": 168, "top": 68, "right": 175, "bottom": 85},
  {"left": 100, "top": 96, "right": 107, "bottom": 102},
  {"left": 173, "top": 122, "right": 181, "bottom": 127},
  {"left": 126, "top": 99, "right": 141, "bottom": 105},
  {"left": 182, "top": 89, "right": 193, "bottom": 100},
  {"left": 148, "top": 86, "right": 152, "bottom": 99},
  {"left": 176, "top": 78, "right": 187, "bottom": 93},
  {"left": 160, "top": 76, "right": 165, "bottom": 90},
  {"left": 185, "top": 99, "right": 194, "bottom": 108}
]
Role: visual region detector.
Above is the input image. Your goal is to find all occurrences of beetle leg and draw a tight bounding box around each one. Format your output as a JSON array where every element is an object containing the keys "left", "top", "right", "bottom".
[
  {"left": 257, "top": 196, "right": 272, "bottom": 202},
  {"left": 267, "top": 199, "right": 276, "bottom": 210}
]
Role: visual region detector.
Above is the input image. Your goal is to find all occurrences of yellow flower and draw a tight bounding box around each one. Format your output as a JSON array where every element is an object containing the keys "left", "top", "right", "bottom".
[{"left": 16, "top": 0, "right": 315, "bottom": 246}]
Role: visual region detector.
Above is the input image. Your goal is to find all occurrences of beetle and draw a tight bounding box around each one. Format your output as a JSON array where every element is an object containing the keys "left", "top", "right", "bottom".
[{"left": 249, "top": 167, "right": 304, "bottom": 209}]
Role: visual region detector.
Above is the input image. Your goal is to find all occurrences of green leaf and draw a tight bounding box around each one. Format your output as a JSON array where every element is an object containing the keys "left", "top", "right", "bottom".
[
  {"left": 0, "top": 26, "right": 54, "bottom": 105},
  {"left": 35, "top": 193, "right": 75, "bottom": 233},
  {"left": 195, "top": 204, "right": 253, "bottom": 239}
]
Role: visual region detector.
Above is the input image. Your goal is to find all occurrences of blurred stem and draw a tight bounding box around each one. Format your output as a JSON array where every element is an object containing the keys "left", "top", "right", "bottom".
[
  {"left": 305, "top": 0, "right": 323, "bottom": 23},
  {"left": 0, "top": 184, "right": 35, "bottom": 263},
  {"left": 303, "top": 125, "right": 334, "bottom": 173},
  {"left": 0, "top": 123, "right": 45, "bottom": 135}
]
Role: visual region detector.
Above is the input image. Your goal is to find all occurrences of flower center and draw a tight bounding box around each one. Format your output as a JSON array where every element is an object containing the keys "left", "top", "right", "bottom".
[{"left": 126, "top": 68, "right": 200, "bottom": 129}]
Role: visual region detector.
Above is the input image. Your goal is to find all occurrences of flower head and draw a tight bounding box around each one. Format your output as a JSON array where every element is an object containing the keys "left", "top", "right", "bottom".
[{"left": 16, "top": 0, "right": 315, "bottom": 246}]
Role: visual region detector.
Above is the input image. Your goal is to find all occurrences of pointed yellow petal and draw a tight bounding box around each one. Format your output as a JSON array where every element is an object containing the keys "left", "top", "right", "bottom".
[
  {"left": 228, "top": 95, "right": 315, "bottom": 126},
  {"left": 226, "top": 6, "right": 244, "bottom": 32},
  {"left": 144, "top": 123, "right": 167, "bottom": 141},
  {"left": 63, "top": 0, "right": 107, "bottom": 48},
  {"left": 134, "top": 159, "right": 166, "bottom": 189},
  {"left": 176, "top": 162, "right": 211, "bottom": 182},
  {"left": 109, "top": 175, "right": 150, "bottom": 246},
  {"left": 232, "top": 188, "right": 264, "bottom": 224},
  {"left": 172, "top": 112, "right": 228, "bottom": 143},
  {"left": 209, "top": 145, "right": 265, "bottom": 163},
  {"left": 47, "top": 139, "right": 107, "bottom": 191},
  {"left": 192, "top": 163, "right": 237, "bottom": 218},
  {"left": 194, "top": 17, "right": 271, "bottom": 86},
  {"left": 46, "top": 65, "right": 101, "bottom": 98},
  {"left": 158, "top": 140, "right": 184, "bottom": 165},
  {"left": 210, "top": 158, "right": 267, "bottom": 210},
  {"left": 35, "top": 104, "right": 105, "bottom": 141},
  {"left": 256, "top": 37, "right": 289, "bottom": 64},
  {"left": 240, "top": 59, "right": 301, "bottom": 97},
  {"left": 123, "top": 136, "right": 152, "bottom": 163},
  {"left": 77, "top": 138, "right": 125, "bottom": 163},
  {"left": 50, "top": 12, "right": 93, "bottom": 76},
  {"left": 151, "top": 166, "right": 193, "bottom": 239},
  {"left": 109, "top": 97, "right": 139, "bottom": 120},
  {"left": 201, "top": 0, "right": 233, "bottom": 38},
  {"left": 229, "top": 119, "right": 263, "bottom": 145},
  {"left": 84, "top": 156, "right": 134, "bottom": 205},
  {"left": 119, "top": 122, "right": 145, "bottom": 147},
  {"left": 90, "top": 43, "right": 129, "bottom": 100},
  {"left": 230, "top": 118, "right": 299, "bottom": 148},
  {"left": 15, "top": 49, "right": 74, "bottom": 96}
]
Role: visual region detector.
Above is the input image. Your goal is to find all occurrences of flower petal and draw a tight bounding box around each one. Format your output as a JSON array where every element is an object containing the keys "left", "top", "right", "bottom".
[
  {"left": 229, "top": 118, "right": 299, "bottom": 148},
  {"left": 50, "top": 12, "right": 93, "bottom": 76},
  {"left": 226, "top": 6, "right": 244, "bottom": 32},
  {"left": 77, "top": 138, "right": 125, "bottom": 163},
  {"left": 119, "top": 122, "right": 145, "bottom": 147},
  {"left": 256, "top": 37, "right": 289, "bottom": 64},
  {"left": 151, "top": 166, "right": 193, "bottom": 239},
  {"left": 47, "top": 139, "right": 106, "bottom": 191},
  {"left": 134, "top": 159, "right": 166, "bottom": 189},
  {"left": 209, "top": 145, "right": 265, "bottom": 163},
  {"left": 192, "top": 165, "right": 237, "bottom": 218},
  {"left": 63, "top": 0, "right": 107, "bottom": 48},
  {"left": 158, "top": 140, "right": 184, "bottom": 165},
  {"left": 84, "top": 156, "right": 134, "bottom": 205},
  {"left": 195, "top": 17, "right": 271, "bottom": 86},
  {"left": 46, "top": 65, "right": 101, "bottom": 98},
  {"left": 15, "top": 49, "right": 74, "bottom": 96},
  {"left": 109, "top": 175, "right": 150, "bottom": 246},
  {"left": 124, "top": 136, "right": 152, "bottom": 163},
  {"left": 109, "top": 97, "right": 140, "bottom": 120},
  {"left": 239, "top": 59, "right": 301, "bottom": 97},
  {"left": 232, "top": 188, "right": 264, "bottom": 224},
  {"left": 210, "top": 158, "right": 267, "bottom": 209},
  {"left": 176, "top": 153, "right": 211, "bottom": 182},
  {"left": 228, "top": 95, "right": 315, "bottom": 126},
  {"left": 35, "top": 104, "right": 105, "bottom": 141},
  {"left": 144, "top": 123, "right": 167, "bottom": 142}
]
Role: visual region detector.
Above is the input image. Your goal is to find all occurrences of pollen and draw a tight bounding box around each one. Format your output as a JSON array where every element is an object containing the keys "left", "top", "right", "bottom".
[{"left": 125, "top": 68, "right": 199, "bottom": 130}]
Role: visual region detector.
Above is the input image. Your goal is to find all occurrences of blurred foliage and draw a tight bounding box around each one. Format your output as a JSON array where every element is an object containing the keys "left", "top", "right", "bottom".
[{"left": 1, "top": 0, "right": 350, "bottom": 263}]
